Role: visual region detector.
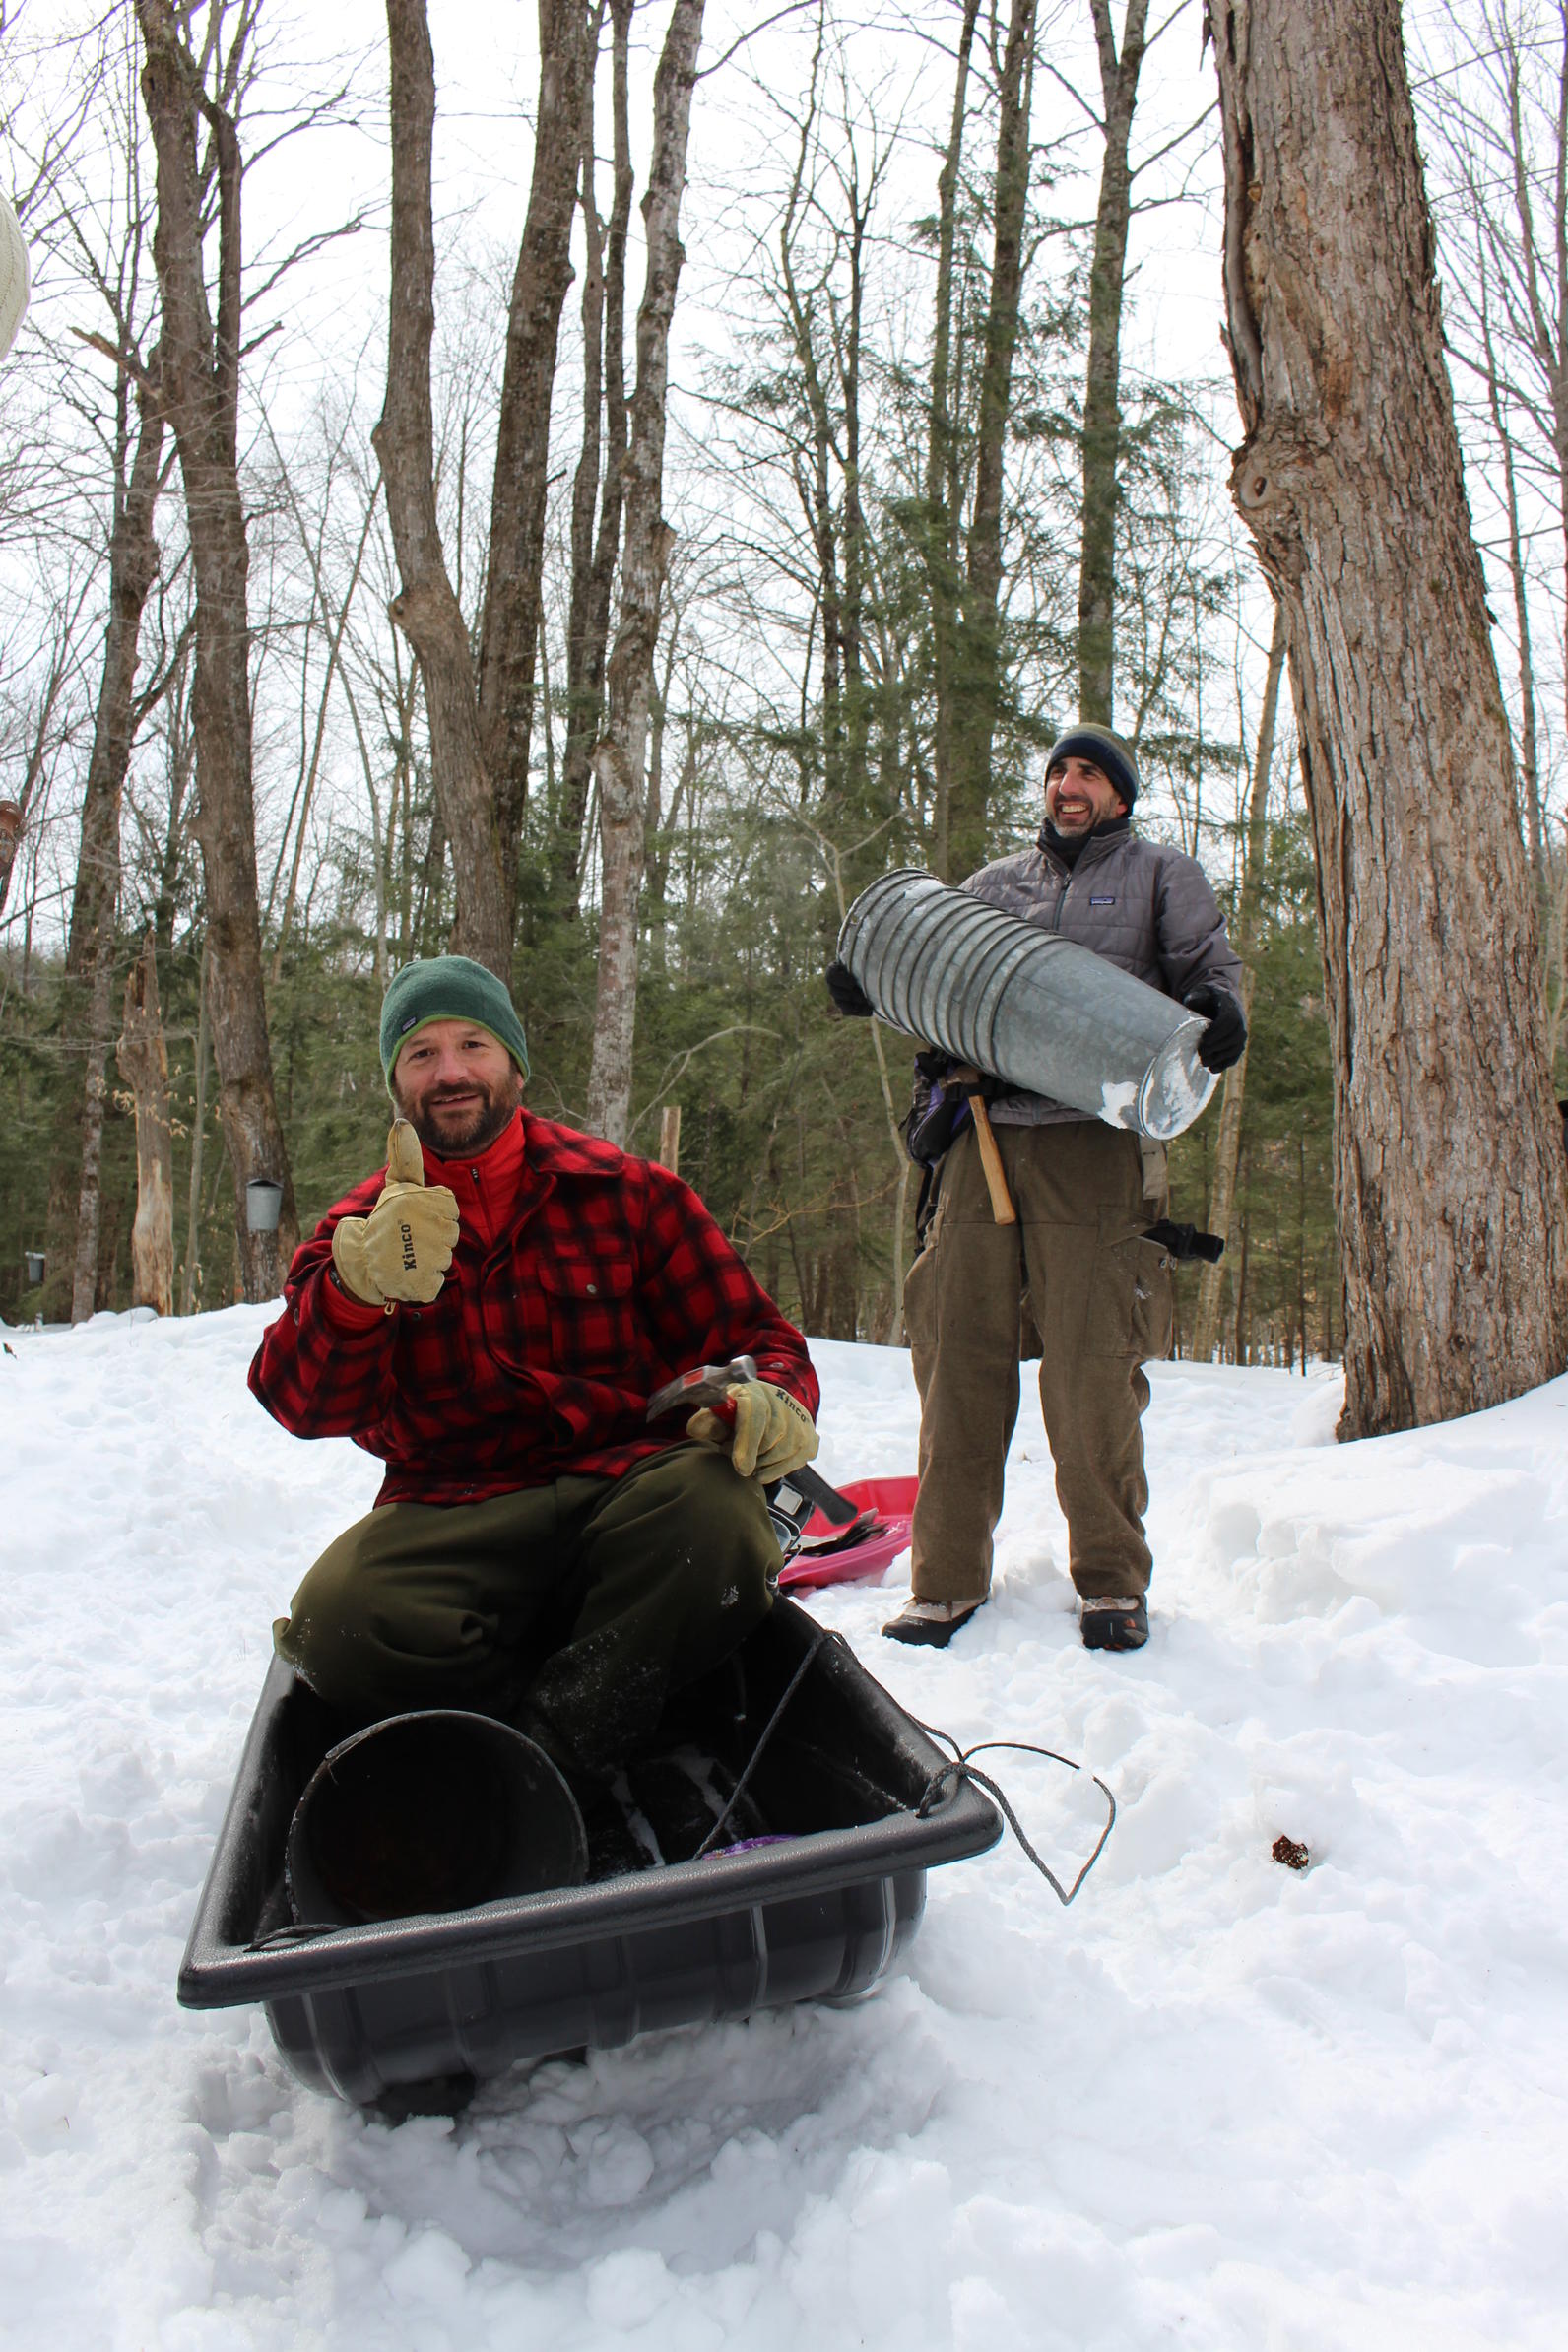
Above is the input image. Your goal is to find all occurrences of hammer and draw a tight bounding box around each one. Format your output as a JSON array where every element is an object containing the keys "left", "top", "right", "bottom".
[
  {"left": 950, "top": 1066, "right": 1016, "bottom": 1225},
  {"left": 645, "top": 1355, "right": 866, "bottom": 1530}
]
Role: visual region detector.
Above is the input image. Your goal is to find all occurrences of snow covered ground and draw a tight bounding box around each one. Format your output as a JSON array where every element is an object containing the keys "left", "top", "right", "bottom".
[{"left": 3, "top": 1302, "right": 1567, "bottom": 2350}]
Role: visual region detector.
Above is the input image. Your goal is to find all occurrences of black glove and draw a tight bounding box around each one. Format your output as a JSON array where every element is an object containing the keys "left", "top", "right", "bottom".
[
  {"left": 905, "top": 1055, "right": 1006, "bottom": 1167},
  {"left": 1184, "top": 983, "right": 1248, "bottom": 1073},
  {"left": 1143, "top": 1217, "right": 1224, "bottom": 1264},
  {"left": 824, "top": 959, "right": 875, "bottom": 1018},
  {"left": 906, "top": 1084, "right": 967, "bottom": 1167},
  {"left": 915, "top": 1047, "right": 1004, "bottom": 1101}
]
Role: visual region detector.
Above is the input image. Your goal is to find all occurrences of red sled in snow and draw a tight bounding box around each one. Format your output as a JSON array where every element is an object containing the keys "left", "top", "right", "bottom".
[
  {"left": 644, "top": 1359, "right": 915, "bottom": 1597},
  {"left": 773, "top": 1474, "right": 918, "bottom": 1593}
]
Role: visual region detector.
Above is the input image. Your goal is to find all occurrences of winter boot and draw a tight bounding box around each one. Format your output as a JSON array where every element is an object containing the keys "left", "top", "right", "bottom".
[
  {"left": 882, "top": 1597, "right": 983, "bottom": 1649},
  {"left": 1079, "top": 1596, "right": 1148, "bottom": 1652}
]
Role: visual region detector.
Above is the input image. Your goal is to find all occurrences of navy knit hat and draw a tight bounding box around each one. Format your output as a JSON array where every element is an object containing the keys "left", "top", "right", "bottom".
[
  {"left": 1044, "top": 723, "right": 1141, "bottom": 813},
  {"left": 379, "top": 954, "right": 531, "bottom": 1092}
]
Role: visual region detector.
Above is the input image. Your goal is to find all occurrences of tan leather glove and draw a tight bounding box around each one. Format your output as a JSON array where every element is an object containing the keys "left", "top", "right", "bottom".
[
  {"left": 331, "top": 1118, "right": 461, "bottom": 1308},
  {"left": 687, "top": 1380, "right": 819, "bottom": 1481}
]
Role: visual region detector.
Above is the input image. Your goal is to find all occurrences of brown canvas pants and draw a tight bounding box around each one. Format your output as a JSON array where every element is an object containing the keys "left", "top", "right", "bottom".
[
  {"left": 904, "top": 1120, "right": 1174, "bottom": 1606},
  {"left": 274, "top": 1443, "right": 779, "bottom": 1776}
]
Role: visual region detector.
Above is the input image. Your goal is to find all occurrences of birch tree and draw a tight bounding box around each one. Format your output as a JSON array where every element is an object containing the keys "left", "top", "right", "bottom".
[
  {"left": 584, "top": 0, "right": 705, "bottom": 1143},
  {"left": 554, "top": 0, "right": 634, "bottom": 915}
]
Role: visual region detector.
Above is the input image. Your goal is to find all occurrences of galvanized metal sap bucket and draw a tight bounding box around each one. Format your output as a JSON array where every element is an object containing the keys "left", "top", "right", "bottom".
[
  {"left": 286, "top": 1711, "right": 588, "bottom": 1928},
  {"left": 836, "top": 868, "right": 1218, "bottom": 1142}
]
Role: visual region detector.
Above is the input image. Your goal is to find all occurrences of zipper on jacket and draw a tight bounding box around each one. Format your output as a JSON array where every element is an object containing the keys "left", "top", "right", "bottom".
[{"left": 1044, "top": 827, "right": 1117, "bottom": 934}]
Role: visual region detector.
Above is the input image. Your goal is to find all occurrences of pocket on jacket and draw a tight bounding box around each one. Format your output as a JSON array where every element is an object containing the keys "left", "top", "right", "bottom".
[
  {"left": 538, "top": 1250, "right": 639, "bottom": 1375},
  {"left": 394, "top": 1287, "right": 474, "bottom": 1401}
]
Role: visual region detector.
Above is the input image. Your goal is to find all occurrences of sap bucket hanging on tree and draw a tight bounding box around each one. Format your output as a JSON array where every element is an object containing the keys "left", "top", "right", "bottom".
[{"left": 836, "top": 869, "right": 1218, "bottom": 1142}]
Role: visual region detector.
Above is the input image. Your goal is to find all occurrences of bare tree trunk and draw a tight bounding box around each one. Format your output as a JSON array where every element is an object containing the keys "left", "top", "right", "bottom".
[
  {"left": 555, "top": 0, "right": 634, "bottom": 914},
  {"left": 584, "top": 0, "right": 705, "bottom": 1143},
  {"left": 117, "top": 932, "right": 174, "bottom": 1315},
  {"left": 838, "top": 147, "right": 871, "bottom": 835},
  {"left": 181, "top": 936, "right": 210, "bottom": 1314},
  {"left": 0, "top": 799, "right": 20, "bottom": 917},
  {"left": 136, "top": 0, "right": 297, "bottom": 1299},
  {"left": 1078, "top": 0, "right": 1149, "bottom": 726},
  {"left": 1232, "top": 1179, "right": 1250, "bottom": 1365},
  {"left": 475, "top": 0, "right": 597, "bottom": 921},
  {"left": 947, "top": 0, "right": 1036, "bottom": 881},
  {"left": 771, "top": 29, "right": 881, "bottom": 867},
  {"left": 70, "top": 952, "right": 119, "bottom": 1326},
  {"left": 1474, "top": 262, "right": 1546, "bottom": 918},
  {"left": 925, "top": 0, "right": 981, "bottom": 881},
  {"left": 1193, "top": 600, "right": 1286, "bottom": 1360},
  {"left": 1207, "top": 0, "right": 1568, "bottom": 1433},
  {"left": 53, "top": 367, "right": 167, "bottom": 1325},
  {"left": 375, "top": 0, "right": 511, "bottom": 977},
  {"left": 0, "top": 609, "right": 78, "bottom": 923},
  {"left": 266, "top": 466, "right": 381, "bottom": 982}
]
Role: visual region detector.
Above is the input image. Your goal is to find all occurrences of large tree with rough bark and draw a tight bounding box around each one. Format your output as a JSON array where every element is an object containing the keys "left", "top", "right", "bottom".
[
  {"left": 376, "top": 0, "right": 596, "bottom": 976},
  {"left": 1206, "top": 0, "right": 1568, "bottom": 1434},
  {"left": 476, "top": 0, "right": 598, "bottom": 929},
  {"left": 136, "top": 0, "right": 297, "bottom": 1299}
]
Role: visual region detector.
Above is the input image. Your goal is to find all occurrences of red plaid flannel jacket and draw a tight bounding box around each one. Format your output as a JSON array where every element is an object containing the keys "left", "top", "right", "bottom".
[{"left": 248, "top": 1112, "right": 818, "bottom": 1507}]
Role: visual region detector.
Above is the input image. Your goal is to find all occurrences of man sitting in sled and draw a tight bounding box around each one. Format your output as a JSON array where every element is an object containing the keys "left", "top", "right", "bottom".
[{"left": 249, "top": 955, "right": 819, "bottom": 1789}]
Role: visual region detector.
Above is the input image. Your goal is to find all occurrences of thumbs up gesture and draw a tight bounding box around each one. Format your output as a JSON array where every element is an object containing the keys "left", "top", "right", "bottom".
[{"left": 331, "top": 1118, "right": 462, "bottom": 1308}]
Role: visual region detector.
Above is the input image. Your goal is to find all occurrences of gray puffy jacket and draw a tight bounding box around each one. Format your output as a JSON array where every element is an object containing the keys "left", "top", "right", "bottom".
[{"left": 952, "top": 817, "right": 1244, "bottom": 1127}]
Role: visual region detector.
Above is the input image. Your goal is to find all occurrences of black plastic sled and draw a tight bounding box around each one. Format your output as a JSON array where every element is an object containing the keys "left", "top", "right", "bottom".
[{"left": 177, "top": 1597, "right": 1002, "bottom": 2108}]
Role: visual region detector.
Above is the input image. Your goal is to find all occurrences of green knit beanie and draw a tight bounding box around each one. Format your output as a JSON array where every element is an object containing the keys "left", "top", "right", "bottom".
[
  {"left": 379, "top": 954, "right": 531, "bottom": 1092},
  {"left": 1044, "top": 723, "right": 1141, "bottom": 812}
]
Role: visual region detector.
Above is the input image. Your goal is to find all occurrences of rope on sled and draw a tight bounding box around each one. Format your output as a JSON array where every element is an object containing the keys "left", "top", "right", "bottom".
[
  {"left": 693, "top": 1621, "right": 1116, "bottom": 1907},
  {"left": 692, "top": 1621, "right": 831, "bottom": 1860},
  {"left": 910, "top": 1725, "right": 1116, "bottom": 1907}
]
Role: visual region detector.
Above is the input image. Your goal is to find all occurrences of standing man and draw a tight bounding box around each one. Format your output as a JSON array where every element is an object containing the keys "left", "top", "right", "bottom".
[
  {"left": 827, "top": 724, "right": 1246, "bottom": 1652},
  {"left": 250, "top": 954, "right": 819, "bottom": 1782}
]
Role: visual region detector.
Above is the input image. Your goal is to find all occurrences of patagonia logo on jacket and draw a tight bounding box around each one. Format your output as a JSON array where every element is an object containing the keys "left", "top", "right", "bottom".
[{"left": 1089, "top": 895, "right": 1116, "bottom": 906}]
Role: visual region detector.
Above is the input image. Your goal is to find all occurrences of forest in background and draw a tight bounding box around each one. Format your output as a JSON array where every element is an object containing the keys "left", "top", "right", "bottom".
[{"left": 0, "top": 0, "right": 1562, "bottom": 1372}]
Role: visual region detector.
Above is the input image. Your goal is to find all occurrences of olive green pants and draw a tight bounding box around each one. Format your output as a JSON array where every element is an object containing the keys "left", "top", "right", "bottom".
[
  {"left": 904, "top": 1121, "right": 1174, "bottom": 1607},
  {"left": 275, "top": 1443, "right": 779, "bottom": 1776}
]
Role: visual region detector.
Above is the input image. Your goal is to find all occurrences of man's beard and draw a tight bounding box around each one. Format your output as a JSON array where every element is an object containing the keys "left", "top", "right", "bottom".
[{"left": 394, "top": 1078, "right": 519, "bottom": 1157}]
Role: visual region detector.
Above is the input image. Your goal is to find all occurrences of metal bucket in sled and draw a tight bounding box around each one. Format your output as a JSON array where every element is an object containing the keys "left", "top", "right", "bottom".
[{"left": 286, "top": 1710, "right": 588, "bottom": 1928}]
